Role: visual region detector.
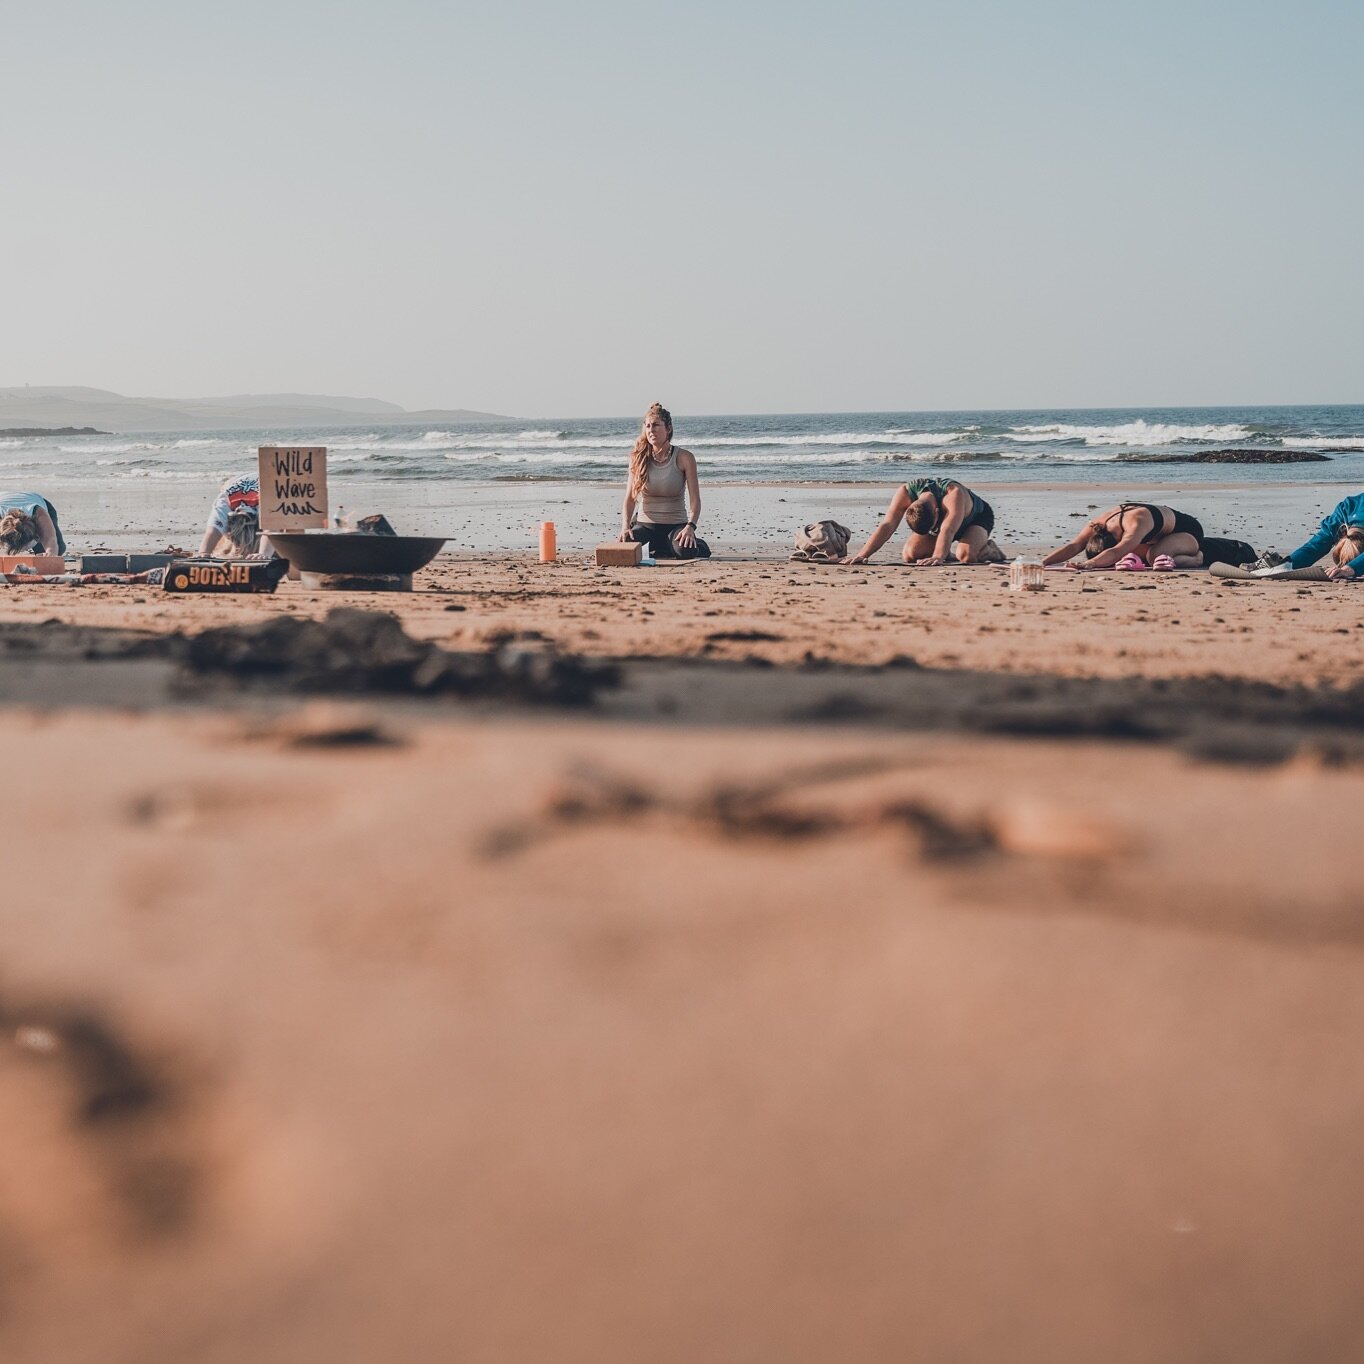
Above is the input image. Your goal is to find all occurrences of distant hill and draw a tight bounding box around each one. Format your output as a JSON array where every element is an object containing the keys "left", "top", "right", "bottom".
[
  {"left": 0, "top": 386, "right": 509, "bottom": 432},
  {"left": 0, "top": 426, "right": 108, "bottom": 437}
]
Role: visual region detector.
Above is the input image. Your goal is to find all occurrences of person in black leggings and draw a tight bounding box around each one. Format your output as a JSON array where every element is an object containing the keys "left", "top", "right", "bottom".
[
  {"left": 618, "top": 402, "right": 711, "bottom": 560},
  {"left": 1043, "top": 501, "right": 1204, "bottom": 570}
]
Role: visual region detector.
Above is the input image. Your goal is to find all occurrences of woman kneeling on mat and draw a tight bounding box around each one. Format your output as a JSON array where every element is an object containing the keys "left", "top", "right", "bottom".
[
  {"left": 1044, "top": 502, "right": 1203, "bottom": 570},
  {"left": 1281, "top": 494, "right": 1364, "bottom": 581},
  {"left": 0, "top": 492, "right": 66, "bottom": 556},
  {"left": 619, "top": 402, "right": 710, "bottom": 559},
  {"left": 844, "top": 478, "right": 1002, "bottom": 566}
]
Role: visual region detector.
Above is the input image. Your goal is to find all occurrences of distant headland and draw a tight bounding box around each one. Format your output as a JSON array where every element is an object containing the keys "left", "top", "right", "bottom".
[
  {"left": 0, "top": 386, "right": 510, "bottom": 433},
  {"left": 0, "top": 425, "right": 109, "bottom": 437}
]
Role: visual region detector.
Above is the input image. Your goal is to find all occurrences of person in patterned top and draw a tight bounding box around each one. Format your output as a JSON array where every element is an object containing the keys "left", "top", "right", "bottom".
[{"left": 198, "top": 474, "right": 272, "bottom": 557}]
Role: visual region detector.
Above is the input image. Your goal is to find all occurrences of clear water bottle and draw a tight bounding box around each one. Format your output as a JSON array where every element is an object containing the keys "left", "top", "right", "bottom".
[{"left": 1009, "top": 556, "right": 1045, "bottom": 591}]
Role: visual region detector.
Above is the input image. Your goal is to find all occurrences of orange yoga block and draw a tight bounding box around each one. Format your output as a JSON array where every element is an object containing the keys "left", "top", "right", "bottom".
[
  {"left": 594, "top": 541, "right": 644, "bottom": 567},
  {"left": 0, "top": 556, "right": 66, "bottom": 574}
]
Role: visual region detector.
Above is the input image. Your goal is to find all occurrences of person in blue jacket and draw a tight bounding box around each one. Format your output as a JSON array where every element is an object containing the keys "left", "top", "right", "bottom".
[{"left": 1285, "top": 493, "right": 1364, "bottom": 580}]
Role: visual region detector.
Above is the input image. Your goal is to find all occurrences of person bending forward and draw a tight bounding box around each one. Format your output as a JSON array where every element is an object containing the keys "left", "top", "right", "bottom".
[
  {"left": 845, "top": 478, "right": 999, "bottom": 565},
  {"left": 1044, "top": 502, "right": 1203, "bottom": 570},
  {"left": 1281, "top": 492, "right": 1364, "bottom": 581},
  {"left": 0, "top": 492, "right": 65, "bottom": 556},
  {"left": 198, "top": 474, "right": 273, "bottom": 558},
  {"left": 619, "top": 402, "right": 710, "bottom": 559}
]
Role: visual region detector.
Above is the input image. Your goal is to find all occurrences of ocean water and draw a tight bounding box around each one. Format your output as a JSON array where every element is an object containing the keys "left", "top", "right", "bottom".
[
  {"left": 3, "top": 404, "right": 1361, "bottom": 552},
  {"left": 5, "top": 403, "right": 1364, "bottom": 491}
]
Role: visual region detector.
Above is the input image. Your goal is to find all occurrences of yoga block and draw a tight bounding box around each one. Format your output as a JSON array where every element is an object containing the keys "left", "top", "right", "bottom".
[
  {"left": 0, "top": 555, "right": 66, "bottom": 575},
  {"left": 78, "top": 554, "right": 130, "bottom": 573},
  {"left": 127, "top": 553, "right": 181, "bottom": 573},
  {"left": 595, "top": 541, "right": 644, "bottom": 567},
  {"left": 78, "top": 553, "right": 181, "bottom": 574}
]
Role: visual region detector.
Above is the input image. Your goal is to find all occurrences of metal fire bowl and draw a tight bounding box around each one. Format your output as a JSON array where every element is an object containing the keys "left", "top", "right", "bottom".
[{"left": 267, "top": 533, "right": 447, "bottom": 576}]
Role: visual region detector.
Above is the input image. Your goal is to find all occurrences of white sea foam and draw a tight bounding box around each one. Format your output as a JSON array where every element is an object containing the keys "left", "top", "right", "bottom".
[
  {"left": 443, "top": 451, "right": 619, "bottom": 467},
  {"left": 888, "top": 425, "right": 981, "bottom": 436},
  {"left": 1282, "top": 436, "right": 1364, "bottom": 450},
  {"left": 445, "top": 448, "right": 979, "bottom": 469},
  {"left": 171, "top": 438, "right": 224, "bottom": 448},
  {"left": 336, "top": 429, "right": 975, "bottom": 454},
  {"left": 58, "top": 441, "right": 153, "bottom": 455},
  {"left": 107, "top": 466, "right": 227, "bottom": 480},
  {"left": 413, "top": 428, "right": 561, "bottom": 445},
  {"left": 689, "top": 432, "right": 967, "bottom": 447},
  {"left": 1007, "top": 421, "right": 1252, "bottom": 446},
  {"left": 333, "top": 435, "right": 599, "bottom": 452},
  {"left": 998, "top": 446, "right": 1122, "bottom": 462}
]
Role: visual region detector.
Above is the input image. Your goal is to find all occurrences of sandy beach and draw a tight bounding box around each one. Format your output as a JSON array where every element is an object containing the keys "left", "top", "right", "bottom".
[
  {"left": 3, "top": 541, "right": 1364, "bottom": 1362},
  {"left": 12, "top": 0, "right": 1363, "bottom": 1343}
]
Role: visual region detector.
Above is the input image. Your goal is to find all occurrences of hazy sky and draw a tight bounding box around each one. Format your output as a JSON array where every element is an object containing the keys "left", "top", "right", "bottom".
[{"left": 4, "top": 0, "right": 1360, "bottom": 417}]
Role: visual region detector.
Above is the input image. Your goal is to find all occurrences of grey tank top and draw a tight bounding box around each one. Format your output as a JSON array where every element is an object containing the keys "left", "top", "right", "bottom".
[{"left": 637, "top": 447, "right": 688, "bottom": 525}]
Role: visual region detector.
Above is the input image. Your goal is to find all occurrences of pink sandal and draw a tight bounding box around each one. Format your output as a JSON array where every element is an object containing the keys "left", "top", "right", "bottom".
[
  {"left": 1152, "top": 554, "right": 1176, "bottom": 571},
  {"left": 1115, "top": 552, "right": 1149, "bottom": 571}
]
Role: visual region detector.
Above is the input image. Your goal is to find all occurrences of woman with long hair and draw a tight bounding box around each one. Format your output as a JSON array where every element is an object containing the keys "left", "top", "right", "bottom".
[
  {"left": 1043, "top": 501, "right": 1204, "bottom": 570},
  {"left": 1276, "top": 493, "right": 1364, "bottom": 581},
  {"left": 0, "top": 493, "right": 65, "bottom": 555},
  {"left": 619, "top": 403, "right": 710, "bottom": 559},
  {"left": 198, "top": 474, "right": 271, "bottom": 558}
]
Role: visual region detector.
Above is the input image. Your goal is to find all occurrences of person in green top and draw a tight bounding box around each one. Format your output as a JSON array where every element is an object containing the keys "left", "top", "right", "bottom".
[{"left": 844, "top": 478, "right": 1003, "bottom": 566}]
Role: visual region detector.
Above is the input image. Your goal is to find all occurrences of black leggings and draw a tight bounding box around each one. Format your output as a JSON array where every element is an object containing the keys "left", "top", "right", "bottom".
[
  {"left": 628, "top": 522, "right": 712, "bottom": 560},
  {"left": 42, "top": 499, "right": 67, "bottom": 555}
]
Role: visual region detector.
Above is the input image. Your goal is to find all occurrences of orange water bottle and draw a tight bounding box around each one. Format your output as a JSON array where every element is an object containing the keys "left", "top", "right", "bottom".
[{"left": 539, "top": 520, "right": 557, "bottom": 563}]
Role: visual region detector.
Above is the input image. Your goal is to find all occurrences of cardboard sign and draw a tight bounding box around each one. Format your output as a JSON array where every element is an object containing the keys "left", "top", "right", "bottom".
[{"left": 259, "top": 446, "right": 328, "bottom": 531}]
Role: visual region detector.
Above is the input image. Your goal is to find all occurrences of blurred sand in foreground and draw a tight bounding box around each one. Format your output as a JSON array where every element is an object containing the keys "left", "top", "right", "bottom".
[{"left": 0, "top": 558, "right": 1362, "bottom": 1362}]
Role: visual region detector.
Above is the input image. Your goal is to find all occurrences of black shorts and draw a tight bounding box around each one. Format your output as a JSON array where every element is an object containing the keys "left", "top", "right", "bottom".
[
  {"left": 960, "top": 497, "right": 994, "bottom": 536},
  {"left": 1171, "top": 510, "right": 1203, "bottom": 544}
]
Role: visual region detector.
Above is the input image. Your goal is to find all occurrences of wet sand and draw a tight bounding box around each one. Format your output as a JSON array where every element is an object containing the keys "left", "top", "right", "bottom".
[
  {"left": 2, "top": 556, "right": 1364, "bottom": 1362},
  {"left": 46, "top": 475, "right": 1361, "bottom": 557}
]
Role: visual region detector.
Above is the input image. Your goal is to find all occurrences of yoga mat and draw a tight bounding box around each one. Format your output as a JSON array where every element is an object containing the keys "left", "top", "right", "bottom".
[{"left": 1209, "top": 562, "right": 1333, "bottom": 582}]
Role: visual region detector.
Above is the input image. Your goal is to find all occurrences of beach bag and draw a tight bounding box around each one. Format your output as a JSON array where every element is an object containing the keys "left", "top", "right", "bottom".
[
  {"left": 355, "top": 514, "right": 397, "bottom": 536},
  {"left": 1200, "top": 536, "right": 1257, "bottom": 568},
  {"left": 791, "top": 520, "right": 852, "bottom": 562}
]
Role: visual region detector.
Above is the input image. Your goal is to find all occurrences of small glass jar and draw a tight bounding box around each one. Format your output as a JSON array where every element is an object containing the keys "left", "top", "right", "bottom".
[{"left": 1009, "top": 556, "right": 1045, "bottom": 592}]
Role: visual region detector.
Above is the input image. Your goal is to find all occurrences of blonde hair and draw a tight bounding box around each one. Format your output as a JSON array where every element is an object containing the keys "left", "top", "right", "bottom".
[
  {"left": 629, "top": 402, "right": 673, "bottom": 501},
  {"left": 0, "top": 509, "right": 40, "bottom": 553},
  {"left": 224, "top": 509, "right": 262, "bottom": 556},
  {"left": 1332, "top": 526, "right": 1364, "bottom": 566}
]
